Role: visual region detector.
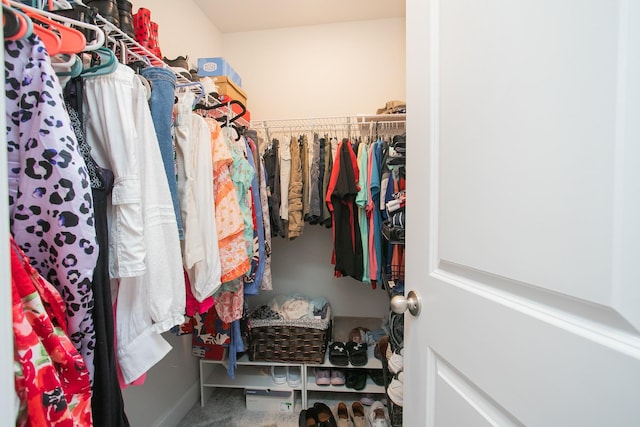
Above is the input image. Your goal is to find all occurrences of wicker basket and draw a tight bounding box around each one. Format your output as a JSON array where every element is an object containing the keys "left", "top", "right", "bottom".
[{"left": 248, "top": 308, "right": 331, "bottom": 364}]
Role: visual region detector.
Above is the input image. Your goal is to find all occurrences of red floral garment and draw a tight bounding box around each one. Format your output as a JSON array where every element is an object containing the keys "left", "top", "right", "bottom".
[{"left": 11, "top": 239, "right": 93, "bottom": 427}]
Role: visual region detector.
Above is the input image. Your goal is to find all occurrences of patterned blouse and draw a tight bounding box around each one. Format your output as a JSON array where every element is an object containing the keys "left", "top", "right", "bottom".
[
  {"left": 5, "top": 34, "right": 98, "bottom": 379},
  {"left": 206, "top": 119, "right": 250, "bottom": 282}
]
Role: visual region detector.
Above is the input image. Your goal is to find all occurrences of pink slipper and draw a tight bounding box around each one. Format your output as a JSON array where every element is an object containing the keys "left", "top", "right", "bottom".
[
  {"left": 330, "top": 369, "right": 346, "bottom": 385},
  {"left": 315, "top": 368, "right": 331, "bottom": 385}
]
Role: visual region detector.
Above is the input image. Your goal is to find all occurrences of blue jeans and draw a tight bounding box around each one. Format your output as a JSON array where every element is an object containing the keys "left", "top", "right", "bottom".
[{"left": 141, "top": 66, "right": 183, "bottom": 239}]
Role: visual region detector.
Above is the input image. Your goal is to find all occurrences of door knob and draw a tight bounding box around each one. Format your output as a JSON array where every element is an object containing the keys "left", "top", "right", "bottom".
[{"left": 390, "top": 290, "right": 421, "bottom": 316}]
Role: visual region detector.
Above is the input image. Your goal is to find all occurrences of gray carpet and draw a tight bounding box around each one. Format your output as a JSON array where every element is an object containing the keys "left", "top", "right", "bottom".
[
  {"left": 177, "top": 388, "right": 299, "bottom": 427},
  {"left": 177, "top": 388, "right": 381, "bottom": 427}
]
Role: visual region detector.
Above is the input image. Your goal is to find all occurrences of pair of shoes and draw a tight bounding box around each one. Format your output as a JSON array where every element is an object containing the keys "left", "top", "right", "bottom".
[
  {"left": 133, "top": 7, "right": 162, "bottom": 58},
  {"left": 346, "top": 341, "right": 368, "bottom": 366},
  {"left": 314, "top": 368, "right": 330, "bottom": 385},
  {"left": 387, "top": 371, "right": 403, "bottom": 407},
  {"left": 369, "top": 401, "right": 391, "bottom": 427},
  {"left": 335, "top": 401, "right": 366, "bottom": 427},
  {"left": 329, "top": 341, "right": 368, "bottom": 366},
  {"left": 299, "top": 402, "right": 337, "bottom": 427},
  {"left": 314, "top": 368, "right": 345, "bottom": 386},
  {"left": 271, "top": 366, "right": 301, "bottom": 388}
]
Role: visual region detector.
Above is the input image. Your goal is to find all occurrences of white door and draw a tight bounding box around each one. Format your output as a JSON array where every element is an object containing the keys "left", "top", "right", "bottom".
[{"left": 404, "top": 0, "right": 640, "bottom": 426}]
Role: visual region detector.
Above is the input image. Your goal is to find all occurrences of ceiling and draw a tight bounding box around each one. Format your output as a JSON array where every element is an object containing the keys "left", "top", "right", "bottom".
[{"left": 193, "top": 0, "right": 406, "bottom": 33}]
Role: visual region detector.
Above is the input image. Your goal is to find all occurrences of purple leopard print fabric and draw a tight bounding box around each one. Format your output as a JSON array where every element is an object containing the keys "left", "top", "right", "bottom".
[{"left": 5, "top": 34, "right": 98, "bottom": 379}]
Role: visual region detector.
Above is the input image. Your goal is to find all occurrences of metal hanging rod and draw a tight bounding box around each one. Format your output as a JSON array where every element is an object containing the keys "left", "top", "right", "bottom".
[{"left": 252, "top": 114, "right": 405, "bottom": 130}]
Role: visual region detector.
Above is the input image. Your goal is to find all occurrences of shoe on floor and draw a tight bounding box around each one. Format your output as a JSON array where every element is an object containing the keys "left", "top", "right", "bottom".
[
  {"left": 271, "top": 365, "right": 286, "bottom": 385},
  {"left": 301, "top": 407, "right": 320, "bottom": 427},
  {"left": 369, "top": 401, "right": 390, "bottom": 427},
  {"left": 313, "top": 402, "right": 338, "bottom": 427},
  {"left": 350, "top": 401, "right": 366, "bottom": 427},
  {"left": 335, "top": 402, "right": 353, "bottom": 427},
  {"left": 287, "top": 366, "right": 302, "bottom": 388},
  {"left": 387, "top": 371, "right": 403, "bottom": 407}
]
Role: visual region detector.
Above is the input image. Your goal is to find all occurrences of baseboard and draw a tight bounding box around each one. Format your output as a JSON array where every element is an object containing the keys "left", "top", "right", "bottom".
[{"left": 152, "top": 380, "right": 200, "bottom": 427}]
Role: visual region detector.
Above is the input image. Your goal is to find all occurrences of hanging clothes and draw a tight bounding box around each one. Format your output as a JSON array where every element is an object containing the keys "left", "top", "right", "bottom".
[
  {"left": 11, "top": 238, "right": 93, "bottom": 427},
  {"left": 355, "top": 143, "right": 371, "bottom": 284},
  {"left": 263, "top": 138, "right": 286, "bottom": 238},
  {"left": 326, "top": 139, "right": 363, "bottom": 280},
  {"left": 225, "top": 128, "right": 255, "bottom": 257},
  {"left": 307, "top": 133, "right": 322, "bottom": 223},
  {"left": 5, "top": 34, "right": 99, "bottom": 380},
  {"left": 243, "top": 136, "right": 265, "bottom": 295},
  {"left": 367, "top": 139, "right": 384, "bottom": 284},
  {"left": 207, "top": 118, "right": 250, "bottom": 282},
  {"left": 288, "top": 135, "right": 304, "bottom": 239},
  {"left": 64, "top": 76, "right": 129, "bottom": 427},
  {"left": 279, "top": 136, "right": 291, "bottom": 229},
  {"left": 83, "top": 64, "right": 185, "bottom": 385},
  {"left": 174, "top": 93, "right": 222, "bottom": 302},
  {"left": 258, "top": 155, "right": 274, "bottom": 291}
]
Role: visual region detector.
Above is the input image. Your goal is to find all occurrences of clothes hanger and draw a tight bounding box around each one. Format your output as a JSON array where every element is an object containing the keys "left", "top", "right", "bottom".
[
  {"left": 54, "top": 53, "right": 82, "bottom": 77},
  {"left": 3, "top": 4, "right": 22, "bottom": 38},
  {"left": 52, "top": 3, "right": 105, "bottom": 51},
  {"left": 7, "top": 0, "right": 105, "bottom": 52},
  {"left": 6, "top": 0, "right": 86, "bottom": 54},
  {"left": 80, "top": 46, "right": 117, "bottom": 76},
  {"left": 176, "top": 81, "right": 205, "bottom": 108}
]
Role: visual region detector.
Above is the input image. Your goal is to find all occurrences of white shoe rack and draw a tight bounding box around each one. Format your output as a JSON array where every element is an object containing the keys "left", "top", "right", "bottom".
[{"left": 199, "top": 346, "right": 384, "bottom": 410}]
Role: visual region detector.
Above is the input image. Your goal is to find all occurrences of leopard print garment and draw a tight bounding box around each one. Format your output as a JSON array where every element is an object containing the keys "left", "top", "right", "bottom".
[{"left": 5, "top": 35, "right": 98, "bottom": 379}]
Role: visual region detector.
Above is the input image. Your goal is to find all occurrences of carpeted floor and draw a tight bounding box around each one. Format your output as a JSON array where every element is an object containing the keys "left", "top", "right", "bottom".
[
  {"left": 177, "top": 388, "right": 300, "bottom": 427},
  {"left": 177, "top": 388, "right": 381, "bottom": 427}
]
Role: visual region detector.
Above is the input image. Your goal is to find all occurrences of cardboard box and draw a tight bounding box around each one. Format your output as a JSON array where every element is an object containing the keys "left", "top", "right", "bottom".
[
  {"left": 214, "top": 76, "right": 248, "bottom": 107},
  {"left": 197, "top": 57, "right": 242, "bottom": 87},
  {"left": 245, "top": 389, "right": 295, "bottom": 413}
]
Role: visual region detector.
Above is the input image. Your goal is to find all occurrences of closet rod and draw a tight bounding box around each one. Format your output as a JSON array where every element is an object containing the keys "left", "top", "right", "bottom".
[{"left": 253, "top": 114, "right": 406, "bottom": 130}]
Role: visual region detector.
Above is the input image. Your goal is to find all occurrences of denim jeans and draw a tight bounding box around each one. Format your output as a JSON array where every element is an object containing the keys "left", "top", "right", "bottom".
[{"left": 141, "top": 66, "right": 183, "bottom": 239}]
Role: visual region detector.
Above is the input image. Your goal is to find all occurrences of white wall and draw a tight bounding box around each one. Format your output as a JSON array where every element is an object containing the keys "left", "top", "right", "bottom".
[
  {"left": 251, "top": 225, "right": 390, "bottom": 318},
  {"left": 121, "top": 333, "right": 199, "bottom": 427},
  {"left": 222, "top": 18, "right": 406, "bottom": 119}
]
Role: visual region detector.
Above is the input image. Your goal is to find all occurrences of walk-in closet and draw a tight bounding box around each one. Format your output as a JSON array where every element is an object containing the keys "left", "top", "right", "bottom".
[
  {"left": 5, "top": 1, "right": 639, "bottom": 426},
  {"left": 4, "top": 0, "right": 407, "bottom": 426}
]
